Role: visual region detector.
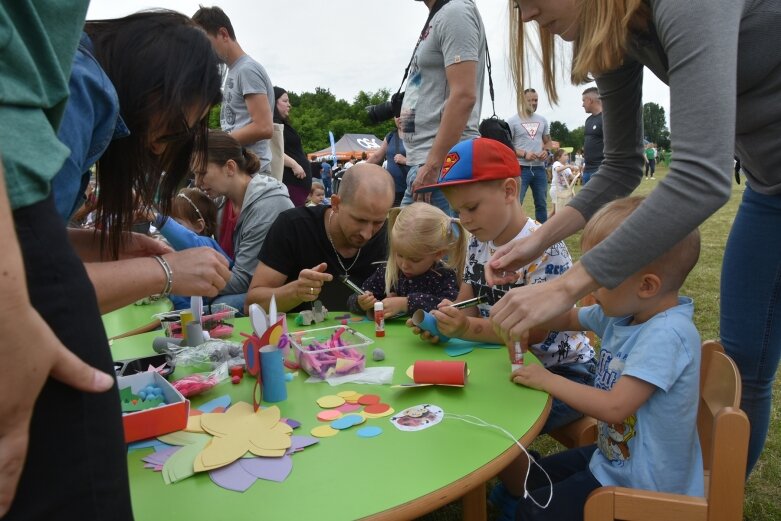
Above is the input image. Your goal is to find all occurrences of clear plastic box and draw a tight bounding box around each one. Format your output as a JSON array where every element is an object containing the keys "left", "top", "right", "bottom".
[
  {"left": 155, "top": 303, "right": 239, "bottom": 339},
  {"left": 288, "top": 325, "right": 373, "bottom": 379}
]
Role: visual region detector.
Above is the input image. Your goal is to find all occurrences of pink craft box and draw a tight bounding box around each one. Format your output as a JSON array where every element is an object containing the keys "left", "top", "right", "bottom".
[{"left": 118, "top": 371, "right": 189, "bottom": 443}]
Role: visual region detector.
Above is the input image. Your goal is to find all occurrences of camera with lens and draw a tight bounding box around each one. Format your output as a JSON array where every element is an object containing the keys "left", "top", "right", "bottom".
[{"left": 365, "top": 91, "right": 404, "bottom": 124}]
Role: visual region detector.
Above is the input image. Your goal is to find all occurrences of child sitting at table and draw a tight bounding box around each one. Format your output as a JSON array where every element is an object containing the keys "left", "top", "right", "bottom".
[
  {"left": 408, "top": 137, "right": 595, "bottom": 435},
  {"left": 502, "top": 196, "right": 703, "bottom": 521},
  {"left": 153, "top": 187, "right": 232, "bottom": 308},
  {"left": 351, "top": 202, "right": 467, "bottom": 318}
]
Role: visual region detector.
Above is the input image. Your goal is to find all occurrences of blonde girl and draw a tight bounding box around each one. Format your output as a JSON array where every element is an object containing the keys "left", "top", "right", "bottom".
[
  {"left": 493, "top": 0, "right": 781, "bottom": 480},
  {"left": 353, "top": 202, "right": 467, "bottom": 317},
  {"left": 549, "top": 149, "right": 580, "bottom": 215},
  {"left": 305, "top": 180, "right": 326, "bottom": 206}
]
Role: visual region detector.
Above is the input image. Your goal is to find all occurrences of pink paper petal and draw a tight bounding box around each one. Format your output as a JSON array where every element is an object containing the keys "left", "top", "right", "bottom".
[
  {"left": 336, "top": 403, "right": 361, "bottom": 413},
  {"left": 209, "top": 461, "right": 257, "bottom": 492},
  {"left": 239, "top": 455, "right": 292, "bottom": 482}
]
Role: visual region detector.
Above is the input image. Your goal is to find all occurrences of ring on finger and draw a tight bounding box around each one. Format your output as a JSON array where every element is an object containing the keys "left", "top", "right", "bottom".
[{"left": 309, "top": 287, "right": 315, "bottom": 295}]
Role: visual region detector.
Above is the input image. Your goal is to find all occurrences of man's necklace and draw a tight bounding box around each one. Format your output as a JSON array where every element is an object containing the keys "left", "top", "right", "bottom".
[{"left": 325, "top": 210, "right": 361, "bottom": 274}]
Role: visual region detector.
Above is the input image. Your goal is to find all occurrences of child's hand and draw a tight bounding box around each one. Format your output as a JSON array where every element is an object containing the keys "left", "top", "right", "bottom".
[
  {"left": 382, "top": 296, "right": 407, "bottom": 317},
  {"left": 510, "top": 364, "right": 552, "bottom": 392},
  {"left": 405, "top": 318, "right": 442, "bottom": 344},
  {"left": 357, "top": 291, "right": 377, "bottom": 311},
  {"left": 432, "top": 301, "right": 469, "bottom": 338}
]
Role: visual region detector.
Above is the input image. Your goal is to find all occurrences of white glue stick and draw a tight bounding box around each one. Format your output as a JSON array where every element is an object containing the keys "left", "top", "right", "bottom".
[{"left": 511, "top": 340, "right": 525, "bottom": 372}]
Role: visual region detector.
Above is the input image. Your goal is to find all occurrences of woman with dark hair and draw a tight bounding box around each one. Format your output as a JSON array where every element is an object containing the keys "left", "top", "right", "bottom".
[
  {"left": 0, "top": 6, "right": 230, "bottom": 519},
  {"left": 52, "top": 10, "right": 232, "bottom": 311},
  {"left": 196, "top": 130, "right": 293, "bottom": 311},
  {"left": 273, "top": 86, "right": 312, "bottom": 206}
]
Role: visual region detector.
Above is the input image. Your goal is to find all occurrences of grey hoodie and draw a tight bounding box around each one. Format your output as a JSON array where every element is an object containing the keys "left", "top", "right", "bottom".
[{"left": 220, "top": 174, "right": 293, "bottom": 296}]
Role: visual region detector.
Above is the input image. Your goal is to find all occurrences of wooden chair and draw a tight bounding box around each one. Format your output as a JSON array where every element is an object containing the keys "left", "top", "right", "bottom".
[{"left": 583, "top": 340, "right": 749, "bottom": 521}]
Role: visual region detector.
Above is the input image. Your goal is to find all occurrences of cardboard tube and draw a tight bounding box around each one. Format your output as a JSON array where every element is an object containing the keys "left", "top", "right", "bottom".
[
  {"left": 411, "top": 309, "right": 450, "bottom": 343},
  {"left": 413, "top": 360, "right": 467, "bottom": 386},
  {"left": 260, "top": 346, "right": 287, "bottom": 403}
]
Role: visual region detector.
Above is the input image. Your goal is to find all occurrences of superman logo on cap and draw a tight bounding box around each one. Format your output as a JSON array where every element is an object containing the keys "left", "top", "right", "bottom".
[{"left": 439, "top": 152, "right": 460, "bottom": 180}]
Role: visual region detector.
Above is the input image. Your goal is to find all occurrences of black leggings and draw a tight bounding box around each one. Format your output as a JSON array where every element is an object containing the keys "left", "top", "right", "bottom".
[{"left": 6, "top": 196, "right": 132, "bottom": 520}]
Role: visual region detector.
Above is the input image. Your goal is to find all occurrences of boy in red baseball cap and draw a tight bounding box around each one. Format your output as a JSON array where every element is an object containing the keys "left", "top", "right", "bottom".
[
  {"left": 411, "top": 137, "right": 596, "bottom": 517},
  {"left": 411, "top": 137, "right": 595, "bottom": 419}
]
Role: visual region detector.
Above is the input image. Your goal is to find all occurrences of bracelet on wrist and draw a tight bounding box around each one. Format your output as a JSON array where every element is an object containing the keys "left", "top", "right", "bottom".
[{"left": 152, "top": 255, "right": 174, "bottom": 298}]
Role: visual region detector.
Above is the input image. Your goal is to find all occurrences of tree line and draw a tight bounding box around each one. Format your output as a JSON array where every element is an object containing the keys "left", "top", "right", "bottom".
[{"left": 209, "top": 89, "right": 670, "bottom": 155}]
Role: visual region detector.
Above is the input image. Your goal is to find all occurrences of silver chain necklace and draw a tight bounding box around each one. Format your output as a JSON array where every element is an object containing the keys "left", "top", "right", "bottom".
[{"left": 325, "top": 209, "right": 361, "bottom": 274}]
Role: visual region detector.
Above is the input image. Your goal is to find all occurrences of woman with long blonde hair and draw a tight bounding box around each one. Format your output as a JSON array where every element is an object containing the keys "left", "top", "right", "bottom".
[{"left": 489, "top": 0, "right": 781, "bottom": 498}]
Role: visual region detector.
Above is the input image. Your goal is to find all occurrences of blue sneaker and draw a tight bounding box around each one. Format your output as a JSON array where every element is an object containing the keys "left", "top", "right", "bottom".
[{"left": 488, "top": 482, "right": 521, "bottom": 521}]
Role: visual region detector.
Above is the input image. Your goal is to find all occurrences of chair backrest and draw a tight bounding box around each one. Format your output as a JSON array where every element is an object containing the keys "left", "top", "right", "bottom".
[
  {"left": 697, "top": 341, "right": 741, "bottom": 471},
  {"left": 698, "top": 341, "right": 748, "bottom": 520}
]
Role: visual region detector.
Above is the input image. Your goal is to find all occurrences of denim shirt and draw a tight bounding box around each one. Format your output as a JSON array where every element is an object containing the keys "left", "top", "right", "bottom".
[{"left": 52, "top": 33, "right": 129, "bottom": 220}]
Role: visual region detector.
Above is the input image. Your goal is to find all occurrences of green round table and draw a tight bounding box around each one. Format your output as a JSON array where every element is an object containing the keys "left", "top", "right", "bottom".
[
  {"left": 113, "top": 313, "right": 550, "bottom": 520},
  {"left": 102, "top": 298, "right": 172, "bottom": 340}
]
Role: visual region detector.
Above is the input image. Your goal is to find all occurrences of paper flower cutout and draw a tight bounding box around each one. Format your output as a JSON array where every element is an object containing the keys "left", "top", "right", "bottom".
[{"left": 186, "top": 402, "right": 293, "bottom": 471}]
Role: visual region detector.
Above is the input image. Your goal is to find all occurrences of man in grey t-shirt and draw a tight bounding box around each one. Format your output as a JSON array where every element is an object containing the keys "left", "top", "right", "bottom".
[
  {"left": 400, "top": 0, "right": 485, "bottom": 216},
  {"left": 193, "top": 6, "right": 274, "bottom": 173},
  {"left": 506, "top": 88, "right": 552, "bottom": 223}
]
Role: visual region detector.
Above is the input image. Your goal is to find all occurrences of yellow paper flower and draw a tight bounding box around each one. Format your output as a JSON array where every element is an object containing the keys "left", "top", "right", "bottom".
[{"left": 190, "top": 402, "right": 292, "bottom": 472}]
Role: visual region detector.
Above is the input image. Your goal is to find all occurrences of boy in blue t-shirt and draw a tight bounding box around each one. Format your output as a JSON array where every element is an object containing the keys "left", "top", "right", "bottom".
[
  {"left": 505, "top": 196, "right": 704, "bottom": 521},
  {"left": 409, "top": 137, "right": 595, "bottom": 435}
]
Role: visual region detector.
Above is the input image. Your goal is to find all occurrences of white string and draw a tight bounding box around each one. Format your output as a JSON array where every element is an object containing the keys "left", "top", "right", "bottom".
[{"left": 444, "top": 413, "right": 553, "bottom": 510}]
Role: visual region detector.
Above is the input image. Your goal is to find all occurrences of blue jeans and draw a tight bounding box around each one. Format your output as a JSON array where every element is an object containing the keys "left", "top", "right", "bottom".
[
  {"left": 400, "top": 164, "right": 453, "bottom": 216},
  {"left": 516, "top": 444, "right": 601, "bottom": 521},
  {"left": 720, "top": 185, "right": 781, "bottom": 475},
  {"left": 542, "top": 359, "right": 597, "bottom": 434},
  {"left": 520, "top": 165, "right": 548, "bottom": 223},
  {"left": 321, "top": 175, "right": 333, "bottom": 197},
  {"left": 582, "top": 168, "right": 598, "bottom": 185}
]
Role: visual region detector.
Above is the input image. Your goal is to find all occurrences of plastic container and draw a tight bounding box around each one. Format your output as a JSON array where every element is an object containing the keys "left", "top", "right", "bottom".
[
  {"left": 114, "top": 353, "right": 175, "bottom": 379},
  {"left": 155, "top": 303, "right": 239, "bottom": 339},
  {"left": 288, "top": 325, "right": 372, "bottom": 379}
]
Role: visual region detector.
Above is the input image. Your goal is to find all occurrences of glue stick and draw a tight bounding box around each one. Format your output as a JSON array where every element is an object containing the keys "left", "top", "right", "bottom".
[
  {"left": 374, "top": 302, "right": 385, "bottom": 337},
  {"left": 511, "top": 340, "right": 525, "bottom": 372},
  {"left": 179, "top": 310, "right": 194, "bottom": 342}
]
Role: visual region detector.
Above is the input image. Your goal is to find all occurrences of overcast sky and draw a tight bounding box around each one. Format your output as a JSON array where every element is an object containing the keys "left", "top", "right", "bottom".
[{"left": 87, "top": 0, "right": 671, "bottom": 132}]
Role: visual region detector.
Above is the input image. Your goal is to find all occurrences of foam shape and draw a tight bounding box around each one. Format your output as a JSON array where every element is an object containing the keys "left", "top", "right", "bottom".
[
  {"left": 357, "top": 394, "right": 380, "bottom": 406},
  {"left": 209, "top": 460, "right": 257, "bottom": 492},
  {"left": 330, "top": 414, "right": 365, "bottom": 430},
  {"left": 185, "top": 415, "right": 204, "bottom": 433},
  {"left": 240, "top": 454, "right": 292, "bottom": 482},
  {"left": 361, "top": 407, "right": 395, "bottom": 419},
  {"left": 317, "top": 410, "right": 343, "bottom": 421},
  {"left": 310, "top": 425, "right": 339, "bottom": 438},
  {"left": 335, "top": 403, "right": 362, "bottom": 413},
  {"left": 444, "top": 344, "right": 474, "bottom": 357},
  {"left": 316, "top": 395, "right": 346, "bottom": 408},
  {"left": 337, "top": 390, "right": 360, "bottom": 399},
  {"left": 356, "top": 426, "right": 383, "bottom": 438},
  {"left": 197, "top": 395, "right": 233, "bottom": 413},
  {"left": 363, "top": 403, "right": 391, "bottom": 415}
]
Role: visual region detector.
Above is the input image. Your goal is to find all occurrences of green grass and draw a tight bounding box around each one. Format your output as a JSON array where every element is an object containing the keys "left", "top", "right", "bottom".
[{"left": 416, "top": 165, "right": 781, "bottom": 520}]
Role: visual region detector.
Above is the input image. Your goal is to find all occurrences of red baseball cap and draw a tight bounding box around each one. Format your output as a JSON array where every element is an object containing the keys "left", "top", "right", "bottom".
[{"left": 415, "top": 137, "right": 520, "bottom": 193}]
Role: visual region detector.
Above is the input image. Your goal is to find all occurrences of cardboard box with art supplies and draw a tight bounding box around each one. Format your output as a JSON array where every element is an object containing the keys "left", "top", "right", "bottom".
[{"left": 118, "top": 370, "right": 189, "bottom": 443}]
